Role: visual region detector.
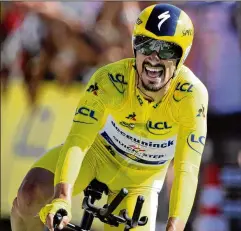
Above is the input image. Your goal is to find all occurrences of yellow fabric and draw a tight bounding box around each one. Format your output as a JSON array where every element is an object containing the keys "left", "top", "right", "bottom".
[
  {"left": 32, "top": 58, "right": 208, "bottom": 228},
  {"left": 169, "top": 86, "right": 208, "bottom": 223},
  {"left": 54, "top": 146, "right": 84, "bottom": 186},
  {"left": 39, "top": 198, "right": 71, "bottom": 225},
  {"left": 33, "top": 145, "right": 165, "bottom": 231}
]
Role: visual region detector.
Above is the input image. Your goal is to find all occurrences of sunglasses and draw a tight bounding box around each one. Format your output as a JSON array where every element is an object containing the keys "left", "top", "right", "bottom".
[{"left": 133, "top": 36, "right": 182, "bottom": 60}]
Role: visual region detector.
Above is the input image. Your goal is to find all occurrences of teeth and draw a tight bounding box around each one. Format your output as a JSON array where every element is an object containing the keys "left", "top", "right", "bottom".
[{"left": 145, "top": 65, "right": 163, "bottom": 72}]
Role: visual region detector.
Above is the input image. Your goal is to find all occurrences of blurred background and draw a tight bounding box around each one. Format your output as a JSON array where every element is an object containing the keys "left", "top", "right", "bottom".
[{"left": 1, "top": 1, "right": 241, "bottom": 231}]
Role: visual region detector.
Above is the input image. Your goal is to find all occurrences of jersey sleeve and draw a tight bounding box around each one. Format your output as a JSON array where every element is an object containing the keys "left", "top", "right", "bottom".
[
  {"left": 54, "top": 68, "right": 109, "bottom": 185},
  {"left": 169, "top": 82, "right": 208, "bottom": 223}
]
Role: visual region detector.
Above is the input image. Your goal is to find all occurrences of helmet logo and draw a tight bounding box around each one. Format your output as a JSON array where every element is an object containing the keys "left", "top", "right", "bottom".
[{"left": 157, "top": 11, "right": 170, "bottom": 31}]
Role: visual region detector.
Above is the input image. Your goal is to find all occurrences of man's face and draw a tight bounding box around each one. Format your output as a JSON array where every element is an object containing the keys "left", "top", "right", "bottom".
[{"left": 136, "top": 51, "right": 177, "bottom": 92}]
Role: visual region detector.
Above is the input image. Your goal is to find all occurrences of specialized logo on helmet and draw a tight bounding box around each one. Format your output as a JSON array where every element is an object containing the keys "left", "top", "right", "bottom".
[
  {"left": 157, "top": 11, "right": 170, "bottom": 31},
  {"left": 182, "top": 29, "right": 193, "bottom": 37},
  {"left": 145, "top": 4, "right": 181, "bottom": 37}
]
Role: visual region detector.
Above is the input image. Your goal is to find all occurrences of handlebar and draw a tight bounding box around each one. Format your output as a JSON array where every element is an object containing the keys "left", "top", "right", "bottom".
[
  {"left": 53, "top": 180, "right": 148, "bottom": 231},
  {"left": 121, "top": 195, "right": 148, "bottom": 231},
  {"left": 54, "top": 209, "right": 82, "bottom": 231},
  {"left": 99, "top": 188, "right": 128, "bottom": 217}
]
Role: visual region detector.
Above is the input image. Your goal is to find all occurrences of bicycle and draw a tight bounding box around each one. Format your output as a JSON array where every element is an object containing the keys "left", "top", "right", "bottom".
[{"left": 53, "top": 179, "right": 148, "bottom": 231}]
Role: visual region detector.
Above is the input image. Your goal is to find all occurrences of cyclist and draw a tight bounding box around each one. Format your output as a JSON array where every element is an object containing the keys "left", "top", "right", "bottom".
[{"left": 10, "top": 3, "right": 208, "bottom": 231}]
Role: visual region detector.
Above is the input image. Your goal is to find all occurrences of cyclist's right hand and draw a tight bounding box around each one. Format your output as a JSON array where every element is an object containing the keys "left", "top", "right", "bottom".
[{"left": 39, "top": 198, "right": 72, "bottom": 231}]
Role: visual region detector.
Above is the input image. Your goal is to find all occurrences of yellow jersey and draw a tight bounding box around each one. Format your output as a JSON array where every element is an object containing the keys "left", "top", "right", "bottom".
[{"left": 55, "top": 58, "right": 208, "bottom": 223}]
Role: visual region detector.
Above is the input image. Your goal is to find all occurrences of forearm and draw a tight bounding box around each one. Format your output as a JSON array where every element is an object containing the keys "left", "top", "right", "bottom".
[
  {"left": 54, "top": 183, "right": 72, "bottom": 201},
  {"left": 166, "top": 80, "right": 208, "bottom": 230},
  {"left": 53, "top": 88, "right": 105, "bottom": 199},
  {"left": 54, "top": 141, "right": 87, "bottom": 199},
  {"left": 168, "top": 162, "right": 199, "bottom": 226}
]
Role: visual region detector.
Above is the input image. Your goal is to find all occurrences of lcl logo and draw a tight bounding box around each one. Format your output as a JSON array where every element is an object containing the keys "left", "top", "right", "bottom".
[
  {"left": 146, "top": 121, "right": 172, "bottom": 135},
  {"left": 75, "top": 107, "right": 98, "bottom": 121},
  {"left": 173, "top": 82, "right": 194, "bottom": 102}
]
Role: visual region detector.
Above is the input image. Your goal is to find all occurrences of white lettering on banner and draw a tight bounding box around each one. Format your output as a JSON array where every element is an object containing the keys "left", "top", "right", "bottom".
[{"left": 99, "top": 115, "right": 177, "bottom": 165}]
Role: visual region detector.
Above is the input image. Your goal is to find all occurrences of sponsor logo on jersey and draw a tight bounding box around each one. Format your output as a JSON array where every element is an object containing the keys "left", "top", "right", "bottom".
[
  {"left": 147, "top": 121, "right": 172, "bottom": 129},
  {"left": 99, "top": 115, "right": 177, "bottom": 166},
  {"left": 146, "top": 121, "right": 172, "bottom": 135},
  {"left": 187, "top": 132, "right": 206, "bottom": 154},
  {"left": 173, "top": 82, "right": 194, "bottom": 102},
  {"left": 197, "top": 105, "right": 205, "bottom": 118},
  {"left": 102, "top": 131, "right": 169, "bottom": 165},
  {"left": 175, "top": 82, "right": 194, "bottom": 92},
  {"left": 120, "top": 121, "right": 135, "bottom": 130},
  {"left": 74, "top": 106, "right": 98, "bottom": 123},
  {"left": 136, "top": 93, "right": 161, "bottom": 109},
  {"left": 112, "top": 120, "right": 174, "bottom": 148},
  {"left": 153, "top": 101, "right": 161, "bottom": 109},
  {"left": 120, "top": 112, "right": 137, "bottom": 130},
  {"left": 126, "top": 112, "right": 136, "bottom": 121},
  {"left": 108, "top": 73, "right": 127, "bottom": 94},
  {"left": 105, "top": 145, "right": 116, "bottom": 157},
  {"left": 136, "top": 95, "right": 144, "bottom": 106},
  {"left": 129, "top": 145, "right": 145, "bottom": 152},
  {"left": 87, "top": 83, "right": 99, "bottom": 95}
]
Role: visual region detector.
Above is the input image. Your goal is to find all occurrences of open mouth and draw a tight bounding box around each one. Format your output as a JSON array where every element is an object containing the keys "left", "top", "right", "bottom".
[{"left": 144, "top": 64, "right": 165, "bottom": 79}]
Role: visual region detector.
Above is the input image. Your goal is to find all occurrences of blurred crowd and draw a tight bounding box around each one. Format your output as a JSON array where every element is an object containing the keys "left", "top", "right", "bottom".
[
  {"left": 1, "top": 1, "right": 241, "bottom": 113},
  {"left": 1, "top": 1, "right": 140, "bottom": 104},
  {"left": 1, "top": 1, "right": 241, "bottom": 231}
]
